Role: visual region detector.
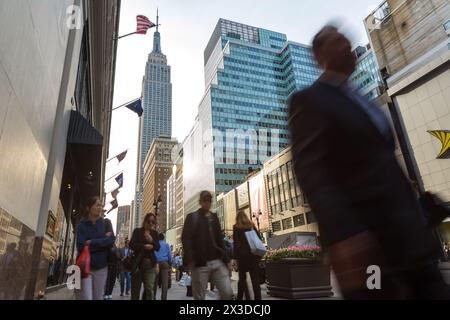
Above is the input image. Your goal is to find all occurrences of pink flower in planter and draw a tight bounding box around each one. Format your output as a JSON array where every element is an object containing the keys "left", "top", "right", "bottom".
[
  {"left": 287, "top": 245, "right": 321, "bottom": 252},
  {"left": 265, "top": 245, "right": 322, "bottom": 262}
]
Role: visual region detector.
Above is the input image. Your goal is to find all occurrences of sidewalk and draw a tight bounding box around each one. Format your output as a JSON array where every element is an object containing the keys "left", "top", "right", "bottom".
[
  {"left": 45, "top": 271, "right": 341, "bottom": 300},
  {"left": 106, "top": 272, "right": 340, "bottom": 301},
  {"left": 45, "top": 263, "right": 450, "bottom": 300}
]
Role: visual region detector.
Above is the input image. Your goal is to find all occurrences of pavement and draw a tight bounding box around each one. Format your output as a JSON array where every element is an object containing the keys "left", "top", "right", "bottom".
[
  {"left": 44, "top": 271, "right": 342, "bottom": 301},
  {"left": 45, "top": 263, "right": 450, "bottom": 301}
]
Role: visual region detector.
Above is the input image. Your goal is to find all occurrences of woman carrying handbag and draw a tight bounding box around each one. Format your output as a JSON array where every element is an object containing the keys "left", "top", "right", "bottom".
[
  {"left": 232, "top": 211, "right": 262, "bottom": 300},
  {"left": 75, "top": 196, "right": 116, "bottom": 300}
]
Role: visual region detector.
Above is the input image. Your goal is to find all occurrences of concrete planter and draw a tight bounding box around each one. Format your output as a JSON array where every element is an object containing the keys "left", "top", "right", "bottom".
[{"left": 266, "top": 258, "right": 333, "bottom": 299}]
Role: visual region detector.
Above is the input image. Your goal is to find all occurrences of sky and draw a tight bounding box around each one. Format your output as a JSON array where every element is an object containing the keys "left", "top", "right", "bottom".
[{"left": 105, "top": 0, "right": 382, "bottom": 231}]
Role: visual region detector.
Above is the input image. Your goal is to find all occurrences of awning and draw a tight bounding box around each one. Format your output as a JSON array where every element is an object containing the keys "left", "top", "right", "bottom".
[
  {"left": 60, "top": 111, "right": 104, "bottom": 217},
  {"left": 67, "top": 110, "right": 103, "bottom": 146}
]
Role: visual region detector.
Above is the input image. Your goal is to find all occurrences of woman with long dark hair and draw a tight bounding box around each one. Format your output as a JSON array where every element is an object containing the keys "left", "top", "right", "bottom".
[
  {"left": 75, "top": 196, "right": 116, "bottom": 300},
  {"left": 233, "top": 210, "right": 262, "bottom": 300},
  {"left": 129, "top": 213, "right": 160, "bottom": 300}
]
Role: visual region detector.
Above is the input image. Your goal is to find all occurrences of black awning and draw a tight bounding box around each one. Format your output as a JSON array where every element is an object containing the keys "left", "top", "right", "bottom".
[
  {"left": 67, "top": 110, "right": 103, "bottom": 146},
  {"left": 60, "top": 111, "right": 104, "bottom": 216}
]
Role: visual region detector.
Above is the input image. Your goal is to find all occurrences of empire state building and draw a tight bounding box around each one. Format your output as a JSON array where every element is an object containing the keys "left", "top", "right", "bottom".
[{"left": 134, "top": 13, "right": 172, "bottom": 229}]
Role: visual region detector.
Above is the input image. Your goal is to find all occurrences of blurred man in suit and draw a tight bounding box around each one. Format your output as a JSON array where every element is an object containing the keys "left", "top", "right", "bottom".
[{"left": 288, "top": 25, "right": 450, "bottom": 299}]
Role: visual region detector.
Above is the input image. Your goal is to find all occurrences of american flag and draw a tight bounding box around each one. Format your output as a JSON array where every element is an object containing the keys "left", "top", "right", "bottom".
[{"left": 136, "top": 15, "right": 156, "bottom": 34}]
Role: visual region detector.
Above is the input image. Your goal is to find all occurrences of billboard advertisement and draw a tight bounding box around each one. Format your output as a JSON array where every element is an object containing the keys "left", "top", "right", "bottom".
[{"left": 248, "top": 172, "right": 269, "bottom": 230}]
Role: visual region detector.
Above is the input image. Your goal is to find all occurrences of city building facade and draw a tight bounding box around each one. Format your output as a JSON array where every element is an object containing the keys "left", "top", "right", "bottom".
[
  {"left": 129, "top": 200, "right": 135, "bottom": 235},
  {"left": 134, "top": 16, "right": 172, "bottom": 230},
  {"left": 116, "top": 205, "right": 131, "bottom": 235},
  {"left": 351, "top": 44, "right": 385, "bottom": 100},
  {"left": 216, "top": 147, "right": 320, "bottom": 245},
  {"left": 183, "top": 19, "right": 321, "bottom": 214},
  {"left": 365, "top": 0, "right": 450, "bottom": 251},
  {"left": 174, "top": 151, "right": 184, "bottom": 250},
  {"left": 165, "top": 145, "right": 184, "bottom": 250},
  {"left": 166, "top": 166, "right": 177, "bottom": 247},
  {"left": 142, "top": 137, "right": 178, "bottom": 233},
  {"left": 263, "top": 147, "right": 319, "bottom": 239},
  {"left": 116, "top": 220, "right": 130, "bottom": 248},
  {"left": 0, "top": 0, "right": 120, "bottom": 299}
]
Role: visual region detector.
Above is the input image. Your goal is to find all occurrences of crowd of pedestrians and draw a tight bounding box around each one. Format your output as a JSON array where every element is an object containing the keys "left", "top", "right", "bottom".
[{"left": 74, "top": 191, "right": 266, "bottom": 300}]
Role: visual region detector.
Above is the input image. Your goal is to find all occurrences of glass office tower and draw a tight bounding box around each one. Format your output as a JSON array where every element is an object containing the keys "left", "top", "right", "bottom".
[
  {"left": 351, "top": 45, "right": 384, "bottom": 100},
  {"left": 183, "top": 19, "right": 321, "bottom": 212}
]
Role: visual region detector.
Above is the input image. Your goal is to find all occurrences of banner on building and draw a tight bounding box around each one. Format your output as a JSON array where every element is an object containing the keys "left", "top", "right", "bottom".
[{"left": 248, "top": 172, "right": 269, "bottom": 230}]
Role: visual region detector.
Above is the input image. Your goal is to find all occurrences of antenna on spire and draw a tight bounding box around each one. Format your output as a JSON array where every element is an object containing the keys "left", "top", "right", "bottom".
[{"left": 156, "top": 8, "right": 160, "bottom": 32}]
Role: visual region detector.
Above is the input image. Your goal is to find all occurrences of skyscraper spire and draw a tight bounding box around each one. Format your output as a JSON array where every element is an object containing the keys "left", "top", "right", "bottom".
[
  {"left": 152, "top": 8, "right": 161, "bottom": 53},
  {"left": 156, "top": 7, "right": 159, "bottom": 33}
]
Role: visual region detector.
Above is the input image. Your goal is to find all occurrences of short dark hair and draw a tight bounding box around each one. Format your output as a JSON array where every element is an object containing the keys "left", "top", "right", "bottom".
[
  {"left": 312, "top": 25, "right": 339, "bottom": 59},
  {"left": 158, "top": 233, "right": 165, "bottom": 241},
  {"left": 199, "top": 191, "right": 212, "bottom": 202}
]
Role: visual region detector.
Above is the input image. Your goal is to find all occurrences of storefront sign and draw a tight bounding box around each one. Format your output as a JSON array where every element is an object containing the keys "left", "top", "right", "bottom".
[{"left": 428, "top": 130, "right": 450, "bottom": 159}]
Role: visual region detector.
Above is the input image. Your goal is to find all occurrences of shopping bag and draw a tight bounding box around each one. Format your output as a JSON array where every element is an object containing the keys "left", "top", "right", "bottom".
[
  {"left": 245, "top": 230, "right": 267, "bottom": 256},
  {"left": 179, "top": 274, "right": 188, "bottom": 287},
  {"left": 76, "top": 245, "right": 91, "bottom": 279},
  {"left": 185, "top": 275, "right": 192, "bottom": 287}
]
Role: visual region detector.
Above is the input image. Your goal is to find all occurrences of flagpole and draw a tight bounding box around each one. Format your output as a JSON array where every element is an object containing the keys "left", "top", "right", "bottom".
[
  {"left": 112, "top": 98, "right": 140, "bottom": 111},
  {"left": 106, "top": 149, "right": 130, "bottom": 163},
  {"left": 105, "top": 186, "right": 121, "bottom": 195},
  {"left": 105, "top": 171, "right": 123, "bottom": 183},
  {"left": 115, "top": 31, "right": 139, "bottom": 40}
]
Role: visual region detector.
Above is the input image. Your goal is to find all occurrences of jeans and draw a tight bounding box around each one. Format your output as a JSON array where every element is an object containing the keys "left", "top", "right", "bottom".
[
  {"left": 120, "top": 271, "right": 131, "bottom": 294},
  {"left": 131, "top": 258, "right": 157, "bottom": 300},
  {"left": 192, "top": 259, "right": 233, "bottom": 300},
  {"left": 75, "top": 267, "right": 108, "bottom": 300}
]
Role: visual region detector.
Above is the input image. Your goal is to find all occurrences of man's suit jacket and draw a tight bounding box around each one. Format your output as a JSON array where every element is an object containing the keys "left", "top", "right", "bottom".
[
  {"left": 288, "top": 80, "right": 433, "bottom": 267},
  {"left": 181, "top": 210, "right": 230, "bottom": 268}
]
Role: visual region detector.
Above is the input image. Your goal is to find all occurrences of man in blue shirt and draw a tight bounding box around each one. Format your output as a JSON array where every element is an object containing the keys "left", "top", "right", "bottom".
[
  {"left": 173, "top": 253, "right": 183, "bottom": 281},
  {"left": 154, "top": 233, "right": 172, "bottom": 300},
  {"left": 119, "top": 239, "right": 132, "bottom": 296}
]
